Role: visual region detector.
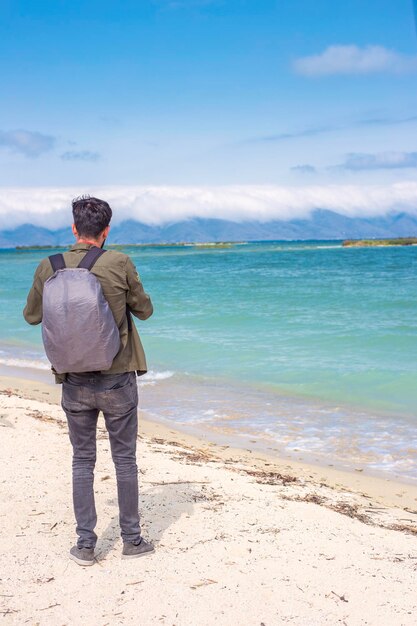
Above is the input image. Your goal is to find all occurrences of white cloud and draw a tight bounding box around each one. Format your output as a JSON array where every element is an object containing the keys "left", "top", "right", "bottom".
[
  {"left": 291, "top": 164, "right": 317, "bottom": 174},
  {"left": 294, "top": 45, "right": 417, "bottom": 76},
  {"left": 0, "top": 130, "right": 55, "bottom": 157},
  {"left": 342, "top": 151, "right": 417, "bottom": 171},
  {"left": 0, "top": 183, "right": 417, "bottom": 230},
  {"left": 60, "top": 150, "right": 101, "bottom": 162}
]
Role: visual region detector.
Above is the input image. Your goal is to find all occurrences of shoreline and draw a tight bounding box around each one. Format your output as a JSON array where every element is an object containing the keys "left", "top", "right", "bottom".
[
  {"left": 1, "top": 360, "right": 416, "bottom": 488},
  {"left": 1, "top": 369, "right": 417, "bottom": 512}
]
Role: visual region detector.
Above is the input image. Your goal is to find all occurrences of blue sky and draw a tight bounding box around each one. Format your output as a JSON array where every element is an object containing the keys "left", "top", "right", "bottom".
[{"left": 0, "top": 0, "right": 416, "bottom": 225}]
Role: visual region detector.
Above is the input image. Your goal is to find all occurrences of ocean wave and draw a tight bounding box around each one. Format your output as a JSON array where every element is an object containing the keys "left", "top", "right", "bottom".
[
  {"left": 0, "top": 356, "right": 50, "bottom": 370},
  {"left": 138, "top": 370, "right": 174, "bottom": 385},
  {"left": 0, "top": 357, "right": 175, "bottom": 385}
]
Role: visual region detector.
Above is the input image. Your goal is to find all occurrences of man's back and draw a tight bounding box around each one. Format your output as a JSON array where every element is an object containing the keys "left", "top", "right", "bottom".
[{"left": 23, "top": 242, "right": 153, "bottom": 381}]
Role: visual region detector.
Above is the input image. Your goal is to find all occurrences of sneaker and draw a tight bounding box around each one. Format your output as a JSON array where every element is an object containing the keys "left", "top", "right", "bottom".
[
  {"left": 69, "top": 545, "right": 95, "bottom": 566},
  {"left": 122, "top": 538, "right": 155, "bottom": 560}
]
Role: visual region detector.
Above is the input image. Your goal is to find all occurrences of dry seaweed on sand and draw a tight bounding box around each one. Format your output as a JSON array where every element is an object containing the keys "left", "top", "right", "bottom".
[
  {"left": 241, "top": 468, "right": 298, "bottom": 486},
  {"left": 327, "top": 501, "right": 371, "bottom": 524},
  {"left": 388, "top": 523, "right": 417, "bottom": 536},
  {"left": 26, "top": 410, "right": 65, "bottom": 428}
]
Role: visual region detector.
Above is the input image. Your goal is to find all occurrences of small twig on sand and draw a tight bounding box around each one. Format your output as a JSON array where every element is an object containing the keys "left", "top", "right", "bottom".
[
  {"left": 404, "top": 508, "right": 417, "bottom": 515},
  {"left": 126, "top": 580, "right": 145, "bottom": 586},
  {"left": 146, "top": 480, "right": 210, "bottom": 485},
  {"left": 190, "top": 579, "right": 218, "bottom": 589},
  {"left": 0, "top": 609, "right": 19, "bottom": 615},
  {"left": 38, "top": 603, "right": 61, "bottom": 611},
  {"left": 35, "top": 577, "right": 54, "bottom": 584},
  {"left": 331, "top": 591, "right": 348, "bottom": 602}
]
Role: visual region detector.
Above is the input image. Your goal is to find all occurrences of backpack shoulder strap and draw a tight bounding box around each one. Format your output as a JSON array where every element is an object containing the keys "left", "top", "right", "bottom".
[
  {"left": 48, "top": 253, "right": 66, "bottom": 272},
  {"left": 78, "top": 247, "right": 107, "bottom": 271}
]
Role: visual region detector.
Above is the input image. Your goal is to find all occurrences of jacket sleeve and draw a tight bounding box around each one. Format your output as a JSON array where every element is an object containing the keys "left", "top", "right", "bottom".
[
  {"left": 125, "top": 257, "right": 153, "bottom": 320},
  {"left": 23, "top": 263, "right": 44, "bottom": 325}
]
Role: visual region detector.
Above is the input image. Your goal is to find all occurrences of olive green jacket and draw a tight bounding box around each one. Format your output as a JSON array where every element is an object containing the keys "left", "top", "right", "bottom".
[{"left": 23, "top": 243, "right": 153, "bottom": 383}]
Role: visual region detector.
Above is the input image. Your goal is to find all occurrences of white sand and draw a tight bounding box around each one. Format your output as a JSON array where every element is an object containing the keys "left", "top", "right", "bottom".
[{"left": 0, "top": 379, "right": 416, "bottom": 625}]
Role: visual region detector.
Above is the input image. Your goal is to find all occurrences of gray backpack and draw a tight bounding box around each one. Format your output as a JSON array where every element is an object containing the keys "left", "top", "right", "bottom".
[{"left": 42, "top": 247, "right": 121, "bottom": 374}]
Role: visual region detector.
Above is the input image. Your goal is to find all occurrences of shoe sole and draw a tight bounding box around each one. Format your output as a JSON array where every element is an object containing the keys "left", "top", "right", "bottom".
[
  {"left": 121, "top": 547, "right": 155, "bottom": 560},
  {"left": 69, "top": 553, "right": 95, "bottom": 567}
]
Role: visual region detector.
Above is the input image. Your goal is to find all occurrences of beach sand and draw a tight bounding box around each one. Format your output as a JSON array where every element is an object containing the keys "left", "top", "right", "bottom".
[{"left": 0, "top": 374, "right": 416, "bottom": 625}]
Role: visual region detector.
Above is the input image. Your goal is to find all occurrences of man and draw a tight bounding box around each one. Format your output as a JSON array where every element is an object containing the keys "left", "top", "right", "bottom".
[{"left": 23, "top": 196, "right": 154, "bottom": 566}]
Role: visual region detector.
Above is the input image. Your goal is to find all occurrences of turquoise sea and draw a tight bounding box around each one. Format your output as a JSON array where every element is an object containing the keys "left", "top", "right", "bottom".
[{"left": 1, "top": 241, "right": 416, "bottom": 482}]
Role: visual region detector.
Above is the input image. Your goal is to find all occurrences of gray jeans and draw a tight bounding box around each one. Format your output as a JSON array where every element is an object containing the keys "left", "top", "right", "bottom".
[{"left": 61, "top": 371, "right": 141, "bottom": 548}]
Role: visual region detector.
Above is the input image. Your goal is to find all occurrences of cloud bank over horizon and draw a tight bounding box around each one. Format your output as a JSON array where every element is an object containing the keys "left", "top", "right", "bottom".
[{"left": 0, "top": 182, "right": 416, "bottom": 231}]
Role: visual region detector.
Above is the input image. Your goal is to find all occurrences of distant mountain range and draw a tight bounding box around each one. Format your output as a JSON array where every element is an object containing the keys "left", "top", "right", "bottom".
[{"left": 1, "top": 209, "right": 417, "bottom": 247}]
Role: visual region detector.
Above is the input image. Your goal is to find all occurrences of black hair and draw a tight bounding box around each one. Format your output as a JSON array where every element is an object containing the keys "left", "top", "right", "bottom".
[{"left": 72, "top": 195, "right": 112, "bottom": 238}]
